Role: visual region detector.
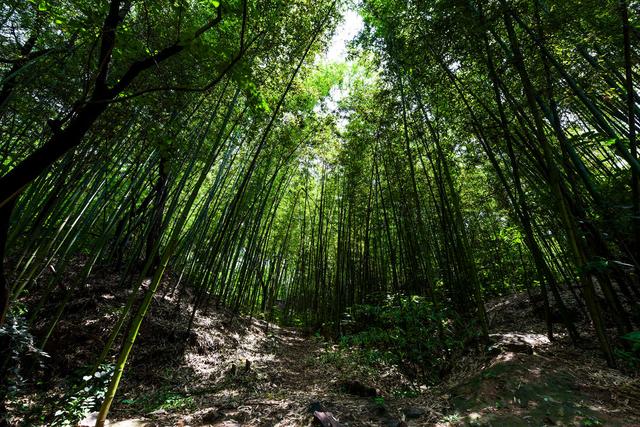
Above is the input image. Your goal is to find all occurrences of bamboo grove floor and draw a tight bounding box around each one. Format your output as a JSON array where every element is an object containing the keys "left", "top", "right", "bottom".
[{"left": 7, "top": 267, "right": 640, "bottom": 426}]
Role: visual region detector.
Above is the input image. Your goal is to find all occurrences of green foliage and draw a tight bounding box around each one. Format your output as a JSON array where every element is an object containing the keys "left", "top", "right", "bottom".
[
  {"left": 581, "top": 416, "right": 603, "bottom": 426},
  {"left": 340, "top": 295, "right": 472, "bottom": 383},
  {"left": 0, "top": 315, "right": 49, "bottom": 398},
  {"left": 580, "top": 257, "right": 610, "bottom": 275},
  {"left": 51, "top": 364, "right": 115, "bottom": 427},
  {"left": 622, "top": 331, "right": 640, "bottom": 351},
  {"left": 391, "top": 387, "right": 419, "bottom": 398},
  {"left": 439, "top": 413, "right": 462, "bottom": 423},
  {"left": 372, "top": 395, "right": 385, "bottom": 407},
  {"left": 200, "top": 0, "right": 220, "bottom": 8},
  {"left": 616, "top": 331, "right": 640, "bottom": 367},
  {"left": 315, "top": 345, "right": 379, "bottom": 380},
  {"left": 121, "top": 387, "right": 197, "bottom": 413}
]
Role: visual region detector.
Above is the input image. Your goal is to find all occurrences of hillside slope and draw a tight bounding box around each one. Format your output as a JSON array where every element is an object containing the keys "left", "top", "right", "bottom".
[{"left": 6, "top": 274, "right": 640, "bottom": 426}]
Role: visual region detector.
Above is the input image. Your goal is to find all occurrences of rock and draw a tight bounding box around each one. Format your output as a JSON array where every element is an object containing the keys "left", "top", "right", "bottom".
[
  {"left": 110, "top": 420, "right": 151, "bottom": 427},
  {"left": 79, "top": 414, "right": 151, "bottom": 427},
  {"left": 313, "top": 410, "right": 343, "bottom": 427},
  {"left": 149, "top": 408, "right": 167, "bottom": 416},
  {"left": 488, "top": 333, "right": 538, "bottom": 355},
  {"left": 384, "top": 419, "right": 408, "bottom": 427},
  {"left": 403, "top": 406, "right": 426, "bottom": 419},
  {"left": 77, "top": 412, "right": 98, "bottom": 427},
  {"left": 488, "top": 341, "right": 530, "bottom": 355}
]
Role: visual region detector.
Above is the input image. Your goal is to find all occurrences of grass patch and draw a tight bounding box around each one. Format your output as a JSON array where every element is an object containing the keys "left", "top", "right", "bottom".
[{"left": 122, "top": 388, "right": 196, "bottom": 413}]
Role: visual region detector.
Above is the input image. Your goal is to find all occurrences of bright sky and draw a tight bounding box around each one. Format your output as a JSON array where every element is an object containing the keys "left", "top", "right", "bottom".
[
  {"left": 312, "top": 8, "right": 365, "bottom": 132},
  {"left": 325, "top": 9, "right": 364, "bottom": 62}
]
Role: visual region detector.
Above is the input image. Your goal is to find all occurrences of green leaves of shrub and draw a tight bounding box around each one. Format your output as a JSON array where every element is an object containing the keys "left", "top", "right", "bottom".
[
  {"left": 51, "top": 364, "right": 114, "bottom": 427},
  {"left": 340, "top": 294, "right": 471, "bottom": 383}
]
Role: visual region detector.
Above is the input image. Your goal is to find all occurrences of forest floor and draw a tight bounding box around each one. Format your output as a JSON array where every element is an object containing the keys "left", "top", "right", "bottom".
[{"left": 7, "top": 269, "right": 640, "bottom": 427}]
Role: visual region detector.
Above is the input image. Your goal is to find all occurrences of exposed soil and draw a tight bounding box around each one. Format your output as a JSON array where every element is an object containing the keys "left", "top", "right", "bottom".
[{"left": 5, "top": 268, "right": 640, "bottom": 426}]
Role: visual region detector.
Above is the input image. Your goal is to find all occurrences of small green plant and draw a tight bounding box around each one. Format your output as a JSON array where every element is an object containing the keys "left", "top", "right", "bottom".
[
  {"left": 157, "top": 392, "right": 196, "bottom": 411},
  {"left": 581, "top": 416, "right": 602, "bottom": 426},
  {"left": 391, "top": 388, "right": 419, "bottom": 398},
  {"left": 124, "top": 387, "right": 197, "bottom": 414},
  {"left": 440, "top": 412, "right": 462, "bottom": 423},
  {"left": 373, "top": 396, "right": 385, "bottom": 407},
  {"left": 51, "top": 364, "right": 115, "bottom": 426},
  {"left": 316, "top": 344, "right": 379, "bottom": 380}
]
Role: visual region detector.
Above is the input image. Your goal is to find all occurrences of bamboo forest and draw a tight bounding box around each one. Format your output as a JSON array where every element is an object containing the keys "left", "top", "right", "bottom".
[{"left": 2, "top": 0, "right": 640, "bottom": 425}]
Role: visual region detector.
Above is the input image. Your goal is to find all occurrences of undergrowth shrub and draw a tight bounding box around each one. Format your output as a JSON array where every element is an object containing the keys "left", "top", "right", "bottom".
[
  {"left": 0, "top": 314, "right": 49, "bottom": 398},
  {"left": 340, "top": 294, "right": 476, "bottom": 383},
  {"left": 0, "top": 313, "right": 50, "bottom": 426},
  {"left": 51, "top": 364, "right": 114, "bottom": 426},
  {"left": 617, "top": 331, "right": 640, "bottom": 370}
]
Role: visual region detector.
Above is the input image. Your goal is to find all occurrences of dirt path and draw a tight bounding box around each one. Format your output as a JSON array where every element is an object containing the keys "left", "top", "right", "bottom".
[
  {"left": 105, "top": 311, "right": 640, "bottom": 426},
  {"left": 110, "top": 319, "right": 437, "bottom": 426}
]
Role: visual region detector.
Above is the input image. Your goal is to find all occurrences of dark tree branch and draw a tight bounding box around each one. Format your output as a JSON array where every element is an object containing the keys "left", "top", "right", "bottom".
[
  {"left": 105, "top": 2, "right": 252, "bottom": 103},
  {"left": 94, "top": 0, "right": 125, "bottom": 95},
  {"left": 108, "top": 5, "right": 223, "bottom": 97},
  {"left": 105, "top": 34, "right": 262, "bottom": 103}
]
